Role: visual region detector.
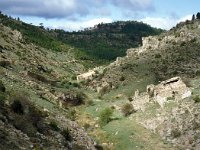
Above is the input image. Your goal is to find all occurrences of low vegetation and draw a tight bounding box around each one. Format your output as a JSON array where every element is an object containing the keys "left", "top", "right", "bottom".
[
  {"left": 121, "top": 103, "right": 135, "bottom": 116},
  {"left": 99, "top": 107, "right": 114, "bottom": 127},
  {"left": 193, "top": 95, "right": 200, "bottom": 103},
  {"left": 0, "top": 13, "right": 163, "bottom": 67}
]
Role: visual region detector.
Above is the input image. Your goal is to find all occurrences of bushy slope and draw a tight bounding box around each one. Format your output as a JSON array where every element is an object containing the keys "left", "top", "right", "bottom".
[
  {"left": 0, "top": 13, "right": 163, "bottom": 67},
  {"left": 55, "top": 21, "right": 163, "bottom": 61},
  {"left": 0, "top": 23, "right": 96, "bottom": 149},
  {"left": 92, "top": 19, "right": 200, "bottom": 93}
]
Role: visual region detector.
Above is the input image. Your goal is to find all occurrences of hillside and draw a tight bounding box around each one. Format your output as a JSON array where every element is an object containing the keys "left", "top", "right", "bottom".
[
  {"left": 1, "top": 10, "right": 200, "bottom": 150},
  {"left": 0, "top": 23, "right": 97, "bottom": 149},
  {"left": 80, "top": 16, "right": 200, "bottom": 149},
  {"left": 55, "top": 21, "right": 163, "bottom": 61},
  {"left": 0, "top": 13, "right": 163, "bottom": 67}
]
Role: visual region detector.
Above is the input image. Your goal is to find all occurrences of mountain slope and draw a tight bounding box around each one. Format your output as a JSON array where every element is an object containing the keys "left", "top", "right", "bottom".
[
  {"left": 82, "top": 17, "right": 200, "bottom": 149},
  {"left": 55, "top": 21, "right": 163, "bottom": 61},
  {"left": 0, "top": 23, "right": 97, "bottom": 149},
  {"left": 0, "top": 13, "right": 163, "bottom": 67},
  {"left": 91, "top": 19, "right": 200, "bottom": 92}
]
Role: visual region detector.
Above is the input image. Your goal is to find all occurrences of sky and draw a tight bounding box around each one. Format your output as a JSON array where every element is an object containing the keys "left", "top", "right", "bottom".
[{"left": 0, "top": 0, "right": 199, "bottom": 31}]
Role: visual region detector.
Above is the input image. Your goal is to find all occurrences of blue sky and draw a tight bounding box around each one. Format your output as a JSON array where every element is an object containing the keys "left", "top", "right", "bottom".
[{"left": 0, "top": 0, "right": 199, "bottom": 31}]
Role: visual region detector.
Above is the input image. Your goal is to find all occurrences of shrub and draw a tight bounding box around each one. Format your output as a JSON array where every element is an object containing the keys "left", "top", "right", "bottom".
[
  {"left": 121, "top": 103, "right": 135, "bottom": 116},
  {"left": 72, "top": 82, "right": 80, "bottom": 88},
  {"left": 155, "top": 54, "right": 161, "bottom": 58},
  {"left": 0, "top": 80, "right": 5, "bottom": 92},
  {"left": 62, "top": 90, "right": 86, "bottom": 106},
  {"left": 71, "top": 75, "right": 77, "bottom": 80},
  {"left": 119, "top": 76, "right": 125, "bottom": 81},
  {"left": 0, "top": 92, "right": 6, "bottom": 105},
  {"left": 61, "top": 128, "right": 72, "bottom": 141},
  {"left": 49, "top": 121, "right": 60, "bottom": 131},
  {"left": 180, "top": 41, "right": 186, "bottom": 47},
  {"left": 182, "top": 78, "right": 191, "bottom": 87},
  {"left": 196, "top": 12, "right": 200, "bottom": 19},
  {"left": 9, "top": 92, "right": 47, "bottom": 136},
  {"left": 0, "top": 60, "right": 11, "bottom": 68},
  {"left": 196, "top": 70, "right": 200, "bottom": 76},
  {"left": 171, "top": 129, "right": 181, "bottom": 138},
  {"left": 11, "top": 100, "right": 24, "bottom": 115},
  {"left": 86, "top": 99, "right": 94, "bottom": 106},
  {"left": 193, "top": 95, "right": 200, "bottom": 103},
  {"left": 99, "top": 107, "right": 113, "bottom": 127},
  {"left": 67, "top": 109, "right": 77, "bottom": 121},
  {"left": 128, "top": 97, "right": 133, "bottom": 102}
]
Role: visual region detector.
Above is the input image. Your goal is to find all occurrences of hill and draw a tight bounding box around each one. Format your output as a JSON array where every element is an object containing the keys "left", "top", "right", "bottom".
[
  {"left": 1, "top": 10, "right": 200, "bottom": 150},
  {"left": 0, "top": 21, "right": 97, "bottom": 149},
  {"left": 54, "top": 21, "right": 163, "bottom": 62},
  {"left": 0, "top": 13, "right": 163, "bottom": 67},
  {"left": 81, "top": 15, "right": 200, "bottom": 149}
]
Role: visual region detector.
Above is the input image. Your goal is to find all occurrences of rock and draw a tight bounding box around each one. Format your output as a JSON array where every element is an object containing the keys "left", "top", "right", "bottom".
[
  {"left": 12, "top": 30, "right": 23, "bottom": 41},
  {"left": 151, "top": 77, "right": 191, "bottom": 107},
  {"left": 96, "top": 81, "right": 111, "bottom": 96},
  {"left": 132, "top": 92, "right": 149, "bottom": 111},
  {"left": 77, "top": 70, "right": 96, "bottom": 82}
]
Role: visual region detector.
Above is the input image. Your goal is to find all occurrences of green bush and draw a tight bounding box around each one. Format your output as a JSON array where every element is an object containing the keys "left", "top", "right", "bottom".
[
  {"left": 49, "top": 121, "right": 60, "bottom": 131},
  {"left": 171, "top": 129, "right": 181, "bottom": 138},
  {"left": 193, "top": 95, "right": 200, "bottom": 103},
  {"left": 121, "top": 103, "right": 135, "bottom": 116},
  {"left": 86, "top": 99, "right": 94, "bottom": 106},
  {"left": 11, "top": 100, "right": 24, "bottom": 115},
  {"left": 155, "top": 54, "right": 161, "bottom": 58},
  {"left": 0, "top": 92, "right": 6, "bottom": 105},
  {"left": 9, "top": 92, "right": 47, "bottom": 136},
  {"left": 62, "top": 90, "right": 86, "bottom": 106},
  {"left": 119, "top": 76, "right": 125, "bottom": 81},
  {"left": 67, "top": 109, "right": 77, "bottom": 121},
  {"left": 61, "top": 128, "right": 72, "bottom": 141},
  {"left": 99, "top": 107, "right": 113, "bottom": 127},
  {"left": 0, "top": 80, "right": 5, "bottom": 92}
]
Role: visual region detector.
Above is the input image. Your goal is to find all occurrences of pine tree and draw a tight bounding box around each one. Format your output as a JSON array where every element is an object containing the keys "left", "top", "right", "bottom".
[
  {"left": 192, "top": 14, "right": 195, "bottom": 21},
  {"left": 196, "top": 12, "right": 200, "bottom": 19}
]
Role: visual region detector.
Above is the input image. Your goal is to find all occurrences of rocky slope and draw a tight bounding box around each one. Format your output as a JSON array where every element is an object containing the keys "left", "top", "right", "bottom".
[
  {"left": 0, "top": 24, "right": 97, "bottom": 149},
  {"left": 90, "top": 18, "right": 200, "bottom": 92},
  {"left": 81, "top": 17, "right": 200, "bottom": 149}
]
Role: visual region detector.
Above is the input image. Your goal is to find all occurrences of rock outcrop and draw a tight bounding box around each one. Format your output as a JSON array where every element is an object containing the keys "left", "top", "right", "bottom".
[{"left": 132, "top": 77, "right": 191, "bottom": 110}]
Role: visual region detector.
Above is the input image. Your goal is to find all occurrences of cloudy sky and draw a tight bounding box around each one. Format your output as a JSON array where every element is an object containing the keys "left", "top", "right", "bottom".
[{"left": 0, "top": 0, "right": 199, "bottom": 31}]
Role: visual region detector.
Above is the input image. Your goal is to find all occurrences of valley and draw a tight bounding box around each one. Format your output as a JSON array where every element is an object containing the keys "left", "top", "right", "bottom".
[{"left": 0, "top": 11, "right": 200, "bottom": 150}]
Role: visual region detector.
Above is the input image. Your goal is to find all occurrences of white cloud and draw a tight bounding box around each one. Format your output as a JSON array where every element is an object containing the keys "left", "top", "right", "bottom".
[
  {"left": 49, "top": 18, "right": 113, "bottom": 31},
  {"left": 140, "top": 14, "right": 192, "bottom": 30},
  {"left": 178, "top": 14, "right": 193, "bottom": 22},
  {"left": 0, "top": 0, "right": 154, "bottom": 19}
]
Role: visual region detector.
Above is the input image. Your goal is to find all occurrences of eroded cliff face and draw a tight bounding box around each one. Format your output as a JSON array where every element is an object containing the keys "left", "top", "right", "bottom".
[{"left": 126, "top": 27, "right": 198, "bottom": 58}]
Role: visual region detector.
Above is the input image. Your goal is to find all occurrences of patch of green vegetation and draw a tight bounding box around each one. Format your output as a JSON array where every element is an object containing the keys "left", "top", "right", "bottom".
[
  {"left": 61, "top": 128, "right": 72, "bottom": 141},
  {"left": 121, "top": 103, "right": 135, "bottom": 116},
  {"left": 171, "top": 129, "right": 181, "bottom": 138},
  {"left": 99, "top": 107, "right": 114, "bottom": 127},
  {"left": 103, "top": 118, "right": 170, "bottom": 150},
  {"left": 67, "top": 109, "right": 77, "bottom": 121},
  {"left": 0, "top": 13, "right": 163, "bottom": 67},
  {"left": 193, "top": 95, "right": 200, "bottom": 103},
  {"left": 49, "top": 121, "right": 60, "bottom": 131},
  {"left": 9, "top": 91, "right": 48, "bottom": 137},
  {"left": 55, "top": 21, "right": 163, "bottom": 61},
  {"left": 0, "top": 80, "right": 6, "bottom": 92}
]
